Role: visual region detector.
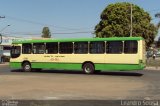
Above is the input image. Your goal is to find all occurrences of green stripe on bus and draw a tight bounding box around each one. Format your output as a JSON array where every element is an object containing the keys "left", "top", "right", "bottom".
[
  {"left": 10, "top": 62, "right": 144, "bottom": 71},
  {"left": 13, "top": 37, "right": 143, "bottom": 44},
  {"left": 10, "top": 62, "right": 21, "bottom": 68}
]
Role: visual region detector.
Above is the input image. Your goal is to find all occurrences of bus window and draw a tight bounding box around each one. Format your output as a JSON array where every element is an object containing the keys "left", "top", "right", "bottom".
[
  {"left": 59, "top": 42, "right": 73, "bottom": 54},
  {"left": 106, "top": 41, "right": 123, "bottom": 54},
  {"left": 33, "top": 43, "right": 45, "bottom": 54},
  {"left": 74, "top": 42, "right": 88, "bottom": 54},
  {"left": 46, "top": 42, "right": 58, "bottom": 54},
  {"left": 124, "top": 41, "right": 138, "bottom": 54},
  {"left": 22, "top": 43, "right": 32, "bottom": 54},
  {"left": 90, "top": 42, "right": 105, "bottom": 54},
  {"left": 10, "top": 46, "right": 21, "bottom": 58}
]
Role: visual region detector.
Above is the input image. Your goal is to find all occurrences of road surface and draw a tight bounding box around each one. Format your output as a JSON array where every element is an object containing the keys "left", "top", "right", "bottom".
[{"left": 0, "top": 64, "right": 160, "bottom": 100}]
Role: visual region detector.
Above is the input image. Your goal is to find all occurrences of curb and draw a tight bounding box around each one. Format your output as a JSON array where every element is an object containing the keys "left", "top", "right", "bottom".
[
  {"left": 0, "top": 63, "right": 9, "bottom": 66},
  {"left": 145, "top": 67, "right": 160, "bottom": 71}
]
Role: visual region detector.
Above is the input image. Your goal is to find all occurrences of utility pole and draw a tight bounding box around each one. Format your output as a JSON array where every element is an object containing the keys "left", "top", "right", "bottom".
[
  {"left": 0, "top": 16, "right": 5, "bottom": 44},
  {"left": 130, "top": 4, "right": 133, "bottom": 37}
]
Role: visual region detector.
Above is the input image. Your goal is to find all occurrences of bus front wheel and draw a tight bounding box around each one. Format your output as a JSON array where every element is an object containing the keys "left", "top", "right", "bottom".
[
  {"left": 22, "top": 62, "right": 32, "bottom": 72},
  {"left": 83, "top": 63, "right": 94, "bottom": 74}
]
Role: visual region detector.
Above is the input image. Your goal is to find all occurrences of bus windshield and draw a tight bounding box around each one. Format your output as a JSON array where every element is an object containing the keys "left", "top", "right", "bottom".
[{"left": 11, "top": 46, "right": 21, "bottom": 58}]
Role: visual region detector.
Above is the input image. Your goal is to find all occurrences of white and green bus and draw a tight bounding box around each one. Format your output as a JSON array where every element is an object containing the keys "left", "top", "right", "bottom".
[{"left": 10, "top": 37, "right": 146, "bottom": 74}]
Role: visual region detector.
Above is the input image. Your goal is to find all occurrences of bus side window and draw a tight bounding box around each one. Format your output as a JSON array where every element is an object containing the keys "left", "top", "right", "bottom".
[
  {"left": 59, "top": 42, "right": 73, "bottom": 54},
  {"left": 46, "top": 42, "right": 58, "bottom": 54},
  {"left": 74, "top": 42, "right": 88, "bottom": 54},
  {"left": 124, "top": 41, "right": 138, "bottom": 54},
  {"left": 33, "top": 43, "right": 45, "bottom": 54},
  {"left": 90, "top": 42, "right": 105, "bottom": 54},
  {"left": 106, "top": 41, "right": 123, "bottom": 54},
  {"left": 22, "top": 43, "right": 32, "bottom": 54}
]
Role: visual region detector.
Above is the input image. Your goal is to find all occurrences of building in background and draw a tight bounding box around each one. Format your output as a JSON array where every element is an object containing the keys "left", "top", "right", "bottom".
[{"left": 0, "top": 36, "right": 23, "bottom": 63}]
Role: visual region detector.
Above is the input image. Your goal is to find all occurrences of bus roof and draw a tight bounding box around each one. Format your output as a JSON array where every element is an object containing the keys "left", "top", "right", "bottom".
[{"left": 12, "top": 37, "right": 144, "bottom": 44}]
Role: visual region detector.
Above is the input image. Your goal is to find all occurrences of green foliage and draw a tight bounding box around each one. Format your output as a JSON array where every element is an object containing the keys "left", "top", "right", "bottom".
[
  {"left": 41, "top": 27, "right": 51, "bottom": 38},
  {"left": 95, "top": 2, "right": 158, "bottom": 47}
]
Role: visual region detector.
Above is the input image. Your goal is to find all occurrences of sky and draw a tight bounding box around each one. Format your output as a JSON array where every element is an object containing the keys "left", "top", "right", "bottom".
[{"left": 0, "top": 0, "right": 160, "bottom": 39}]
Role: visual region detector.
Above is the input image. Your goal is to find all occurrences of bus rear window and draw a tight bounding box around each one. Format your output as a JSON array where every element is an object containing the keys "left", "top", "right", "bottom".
[
  {"left": 124, "top": 41, "right": 138, "bottom": 54},
  {"left": 11, "top": 46, "right": 21, "bottom": 58}
]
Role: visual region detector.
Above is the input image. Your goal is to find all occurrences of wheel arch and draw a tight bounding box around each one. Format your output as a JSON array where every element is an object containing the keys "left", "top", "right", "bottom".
[
  {"left": 82, "top": 61, "right": 95, "bottom": 69},
  {"left": 22, "top": 60, "right": 31, "bottom": 67}
]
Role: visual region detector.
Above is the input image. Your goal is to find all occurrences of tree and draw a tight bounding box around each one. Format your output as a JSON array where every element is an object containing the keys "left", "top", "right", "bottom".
[
  {"left": 95, "top": 2, "right": 158, "bottom": 47},
  {"left": 155, "top": 13, "right": 160, "bottom": 48},
  {"left": 41, "top": 27, "right": 51, "bottom": 38},
  {"left": 157, "top": 36, "right": 160, "bottom": 48}
]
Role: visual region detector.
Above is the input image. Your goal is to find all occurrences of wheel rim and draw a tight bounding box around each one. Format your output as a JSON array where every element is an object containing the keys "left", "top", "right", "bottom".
[
  {"left": 24, "top": 64, "right": 30, "bottom": 71},
  {"left": 85, "top": 66, "right": 91, "bottom": 73}
]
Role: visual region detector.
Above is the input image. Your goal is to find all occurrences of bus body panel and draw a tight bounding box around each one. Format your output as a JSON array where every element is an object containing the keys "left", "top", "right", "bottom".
[
  {"left": 10, "top": 37, "right": 146, "bottom": 71},
  {"left": 10, "top": 53, "right": 145, "bottom": 71}
]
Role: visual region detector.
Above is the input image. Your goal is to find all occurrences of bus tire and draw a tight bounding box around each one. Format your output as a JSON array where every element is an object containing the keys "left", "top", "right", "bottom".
[
  {"left": 22, "top": 62, "right": 32, "bottom": 72},
  {"left": 83, "top": 63, "right": 94, "bottom": 74}
]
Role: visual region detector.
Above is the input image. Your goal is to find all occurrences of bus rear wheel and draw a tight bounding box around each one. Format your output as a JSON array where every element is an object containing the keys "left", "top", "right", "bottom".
[
  {"left": 22, "top": 62, "right": 32, "bottom": 72},
  {"left": 83, "top": 63, "right": 94, "bottom": 74}
]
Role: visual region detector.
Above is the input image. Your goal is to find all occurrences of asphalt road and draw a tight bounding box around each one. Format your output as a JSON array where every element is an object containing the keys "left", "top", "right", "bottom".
[{"left": 0, "top": 64, "right": 160, "bottom": 100}]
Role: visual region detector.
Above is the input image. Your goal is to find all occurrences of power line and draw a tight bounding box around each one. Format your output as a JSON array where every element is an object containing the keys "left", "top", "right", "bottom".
[
  {"left": 2, "top": 31, "right": 94, "bottom": 36},
  {"left": 52, "top": 31, "right": 94, "bottom": 34},
  {"left": 1, "top": 14, "right": 94, "bottom": 31}
]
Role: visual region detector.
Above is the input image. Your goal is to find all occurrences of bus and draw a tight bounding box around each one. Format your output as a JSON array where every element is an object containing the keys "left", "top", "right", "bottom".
[{"left": 10, "top": 37, "right": 146, "bottom": 74}]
